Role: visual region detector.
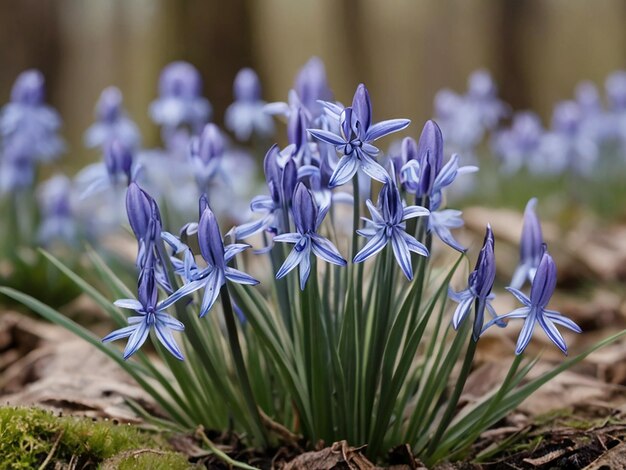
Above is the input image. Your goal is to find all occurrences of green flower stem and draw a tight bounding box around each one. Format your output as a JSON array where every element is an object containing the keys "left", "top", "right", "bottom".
[
  {"left": 220, "top": 284, "right": 269, "bottom": 447},
  {"left": 425, "top": 334, "right": 477, "bottom": 458},
  {"left": 196, "top": 426, "right": 259, "bottom": 470}
]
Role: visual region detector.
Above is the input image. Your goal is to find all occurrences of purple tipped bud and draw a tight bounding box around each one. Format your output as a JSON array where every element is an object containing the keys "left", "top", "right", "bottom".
[
  {"left": 378, "top": 179, "right": 403, "bottom": 225},
  {"left": 158, "top": 61, "right": 203, "bottom": 99},
  {"left": 551, "top": 101, "right": 581, "bottom": 135},
  {"left": 233, "top": 68, "right": 261, "bottom": 102},
  {"left": 292, "top": 183, "right": 317, "bottom": 234},
  {"left": 11, "top": 70, "right": 45, "bottom": 105},
  {"left": 575, "top": 81, "right": 601, "bottom": 113},
  {"left": 263, "top": 145, "right": 282, "bottom": 202},
  {"left": 96, "top": 87, "right": 123, "bottom": 122},
  {"left": 282, "top": 157, "right": 298, "bottom": 205},
  {"left": 469, "top": 225, "right": 496, "bottom": 299},
  {"left": 606, "top": 71, "right": 626, "bottom": 111},
  {"left": 126, "top": 182, "right": 154, "bottom": 241},
  {"left": 104, "top": 140, "right": 133, "bottom": 182},
  {"left": 520, "top": 198, "right": 544, "bottom": 267},
  {"left": 415, "top": 120, "right": 444, "bottom": 197},
  {"left": 352, "top": 83, "right": 372, "bottom": 133},
  {"left": 294, "top": 57, "right": 332, "bottom": 115},
  {"left": 137, "top": 256, "right": 158, "bottom": 310},
  {"left": 401, "top": 137, "right": 418, "bottom": 162},
  {"left": 530, "top": 251, "right": 557, "bottom": 309},
  {"left": 340, "top": 107, "right": 354, "bottom": 141},
  {"left": 197, "top": 123, "right": 225, "bottom": 163},
  {"left": 199, "top": 193, "right": 210, "bottom": 217},
  {"left": 468, "top": 70, "right": 497, "bottom": 99},
  {"left": 198, "top": 206, "right": 225, "bottom": 268},
  {"left": 287, "top": 108, "right": 308, "bottom": 150}
]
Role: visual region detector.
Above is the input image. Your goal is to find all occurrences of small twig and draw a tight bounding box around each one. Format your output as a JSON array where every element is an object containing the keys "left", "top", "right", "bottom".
[
  {"left": 195, "top": 426, "right": 259, "bottom": 470},
  {"left": 38, "top": 429, "right": 64, "bottom": 470},
  {"left": 258, "top": 407, "right": 301, "bottom": 447}
]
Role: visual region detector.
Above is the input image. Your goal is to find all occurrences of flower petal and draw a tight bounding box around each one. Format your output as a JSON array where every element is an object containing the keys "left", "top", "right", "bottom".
[
  {"left": 538, "top": 315, "right": 568, "bottom": 354},
  {"left": 328, "top": 155, "right": 359, "bottom": 188},
  {"left": 308, "top": 129, "right": 346, "bottom": 146},
  {"left": 199, "top": 270, "right": 225, "bottom": 317},
  {"left": 359, "top": 153, "right": 390, "bottom": 184},
  {"left": 505, "top": 287, "right": 532, "bottom": 307},
  {"left": 122, "top": 320, "right": 150, "bottom": 360},
  {"left": 402, "top": 205, "right": 430, "bottom": 220},
  {"left": 114, "top": 299, "right": 143, "bottom": 311},
  {"left": 298, "top": 254, "right": 311, "bottom": 291},
  {"left": 159, "top": 279, "right": 206, "bottom": 310},
  {"left": 365, "top": 119, "right": 411, "bottom": 142},
  {"left": 452, "top": 296, "right": 473, "bottom": 330},
  {"left": 155, "top": 321, "right": 185, "bottom": 360},
  {"left": 311, "top": 234, "right": 347, "bottom": 266},
  {"left": 544, "top": 311, "right": 582, "bottom": 333},
  {"left": 391, "top": 231, "right": 413, "bottom": 281},
  {"left": 224, "top": 243, "right": 250, "bottom": 262},
  {"left": 276, "top": 248, "right": 307, "bottom": 279},
  {"left": 400, "top": 231, "right": 429, "bottom": 257},
  {"left": 225, "top": 267, "right": 259, "bottom": 285},
  {"left": 515, "top": 311, "right": 537, "bottom": 355},
  {"left": 353, "top": 230, "right": 388, "bottom": 264},
  {"left": 156, "top": 313, "right": 185, "bottom": 331},
  {"left": 102, "top": 324, "right": 138, "bottom": 343},
  {"left": 274, "top": 233, "right": 302, "bottom": 244}
]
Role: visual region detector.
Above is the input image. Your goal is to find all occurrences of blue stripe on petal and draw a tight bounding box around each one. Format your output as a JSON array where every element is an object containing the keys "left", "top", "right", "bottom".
[
  {"left": 402, "top": 205, "right": 430, "bottom": 220},
  {"left": 311, "top": 234, "right": 347, "bottom": 266},
  {"left": 102, "top": 324, "right": 138, "bottom": 343},
  {"left": 155, "top": 322, "right": 184, "bottom": 360},
  {"left": 225, "top": 267, "right": 259, "bottom": 285},
  {"left": 365, "top": 200, "right": 384, "bottom": 224},
  {"left": 538, "top": 315, "right": 568, "bottom": 354},
  {"left": 274, "top": 233, "right": 302, "bottom": 244},
  {"left": 353, "top": 230, "right": 388, "bottom": 264},
  {"left": 122, "top": 321, "right": 150, "bottom": 360},
  {"left": 452, "top": 296, "right": 473, "bottom": 330},
  {"left": 505, "top": 287, "right": 532, "bottom": 307},
  {"left": 329, "top": 155, "right": 359, "bottom": 188},
  {"left": 400, "top": 231, "right": 429, "bottom": 257},
  {"left": 156, "top": 313, "right": 185, "bottom": 331},
  {"left": 365, "top": 119, "right": 411, "bottom": 142},
  {"left": 359, "top": 154, "right": 390, "bottom": 184},
  {"left": 391, "top": 232, "right": 413, "bottom": 281},
  {"left": 544, "top": 311, "right": 582, "bottom": 333},
  {"left": 299, "top": 255, "right": 311, "bottom": 291},
  {"left": 276, "top": 248, "right": 307, "bottom": 279},
  {"left": 159, "top": 279, "right": 206, "bottom": 310},
  {"left": 114, "top": 299, "right": 143, "bottom": 310},
  {"left": 234, "top": 216, "right": 271, "bottom": 240},
  {"left": 515, "top": 311, "right": 537, "bottom": 355},
  {"left": 199, "top": 270, "right": 224, "bottom": 318},
  {"left": 308, "top": 129, "right": 346, "bottom": 146}
]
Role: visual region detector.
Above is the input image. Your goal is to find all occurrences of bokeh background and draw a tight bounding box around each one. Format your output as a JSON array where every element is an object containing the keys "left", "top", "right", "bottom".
[{"left": 2, "top": 0, "right": 626, "bottom": 173}]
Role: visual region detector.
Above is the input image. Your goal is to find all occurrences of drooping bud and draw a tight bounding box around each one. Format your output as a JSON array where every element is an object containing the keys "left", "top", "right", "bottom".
[
  {"left": 11, "top": 70, "right": 45, "bottom": 105},
  {"left": 198, "top": 206, "right": 225, "bottom": 268},
  {"left": 292, "top": 182, "right": 316, "bottom": 234},
  {"left": 352, "top": 83, "right": 372, "bottom": 133},
  {"left": 233, "top": 68, "right": 262, "bottom": 102}
]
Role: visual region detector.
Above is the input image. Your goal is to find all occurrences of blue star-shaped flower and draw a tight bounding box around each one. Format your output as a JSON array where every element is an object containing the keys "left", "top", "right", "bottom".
[
  {"left": 308, "top": 84, "right": 410, "bottom": 188},
  {"left": 353, "top": 178, "right": 429, "bottom": 280},
  {"left": 102, "top": 259, "right": 184, "bottom": 360},
  {"left": 483, "top": 251, "right": 582, "bottom": 355},
  {"left": 274, "top": 183, "right": 346, "bottom": 290}
]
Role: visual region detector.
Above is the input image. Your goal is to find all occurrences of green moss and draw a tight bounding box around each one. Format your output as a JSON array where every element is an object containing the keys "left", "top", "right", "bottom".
[{"left": 0, "top": 406, "right": 195, "bottom": 470}]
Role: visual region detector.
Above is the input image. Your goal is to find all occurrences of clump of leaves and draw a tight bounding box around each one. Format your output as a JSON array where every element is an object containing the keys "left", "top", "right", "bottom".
[{"left": 0, "top": 406, "right": 193, "bottom": 469}]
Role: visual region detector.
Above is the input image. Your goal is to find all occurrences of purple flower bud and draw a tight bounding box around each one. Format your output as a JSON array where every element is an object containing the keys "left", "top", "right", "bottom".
[
  {"left": 606, "top": 71, "right": 626, "bottom": 111},
  {"left": 158, "top": 61, "right": 203, "bottom": 99},
  {"left": 137, "top": 255, "right": 159, "bottom": 309},
  {"left": 469, "top": 225, "right": 496, "bottom": 299},
  {"left": 401, "top": 136, "right": 418, "bottom": 162},
  {"left": 415, "top": 120, "right": 444, "bottom": 197},
  {"left": 294, "top": 57, "right": 332, "bottom": 116},
  {"left": 126, "top": 182, "right": 153, "bottom": 241},
  {"left": 352, "top": 83, "right": 372, "bottom": 133},
  {"left": 520, "top": 198, "right": 543, "bottom": 269},
  {"left": 468, "top": 70, "right": 497, "bottom": 100},
  {"left": 96, "top": 87, "right": 123, "bottom": 123},
  {"left": 282, "top": 157, "right": 298, "bottom": 206},
  {"left": 378, "top": 179, "right": 403, "bottom": 225},
  {"left": 292, "top": 183, "right": 316, "bottom": 234},
  {"left": 575, "top": 81, "right": 602, "bottom": 113},
  {"left": 530, "top": 251, "right": 557, "bottom": 309},
  {"left": 11, "top": 69, "right": 45, "bottom": 105},
  {"left": 233, "top": 68, "right": 262, "bottom": 102},
  {"left": 287, "top": 108, "right": 308, "bottom": 150},
  {"left": 198, "top": 206, "right": 225, "bottom": 268},
  {"left": 551, "top": 101, "right": 581, "bottom": 135},
  {"left": 197, "top": 123, "right": 225, "bottom": 163},
  {"left": 104, "top": 139, "right": 133, "bottom": 183},
  {"left": 263, "top": 145, "right": 282, "bottom": 202}
]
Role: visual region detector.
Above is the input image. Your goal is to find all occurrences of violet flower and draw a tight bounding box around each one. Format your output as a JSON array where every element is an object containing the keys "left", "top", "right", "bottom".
[
  {"left": 491, "top": 112, "right": 544, "bottom": 174},
  {"left": 484, "top": 251, "right": 582, "bottom": 355},
  {"left": 84, "top": 87, "right": 141, "bottom": 150},
  {"left": 167, "top": 203, "right": 259, "bottom": 317},
  {"left": 308, "top": 84, "right": 410, "bottom": 188},
  {"left": 37, "top": 174, "right": 77, "bottom": 246},
  {"left": 102, "top": 255, "right": 184, "bottom": 360},
  {"left": 233, "top": 145, "right": 297, "bottom": 240},
  {"left": 275, "top": 183, "right": 346, "bottom": 290},
  {"left": 449, "top": 225, "right": 503, "bottom": 341},
  {"left": 188, "top": 123, "right": 225, "bottom": 191},
  {"left": 354, "top": 178, "right": 429, "bottom": 281},
  {"left": 225, "top": 68, "right": 274, "bottom": 141},
  {"left": 510, "top": 198, "right": 544, "bottom": 290}
]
